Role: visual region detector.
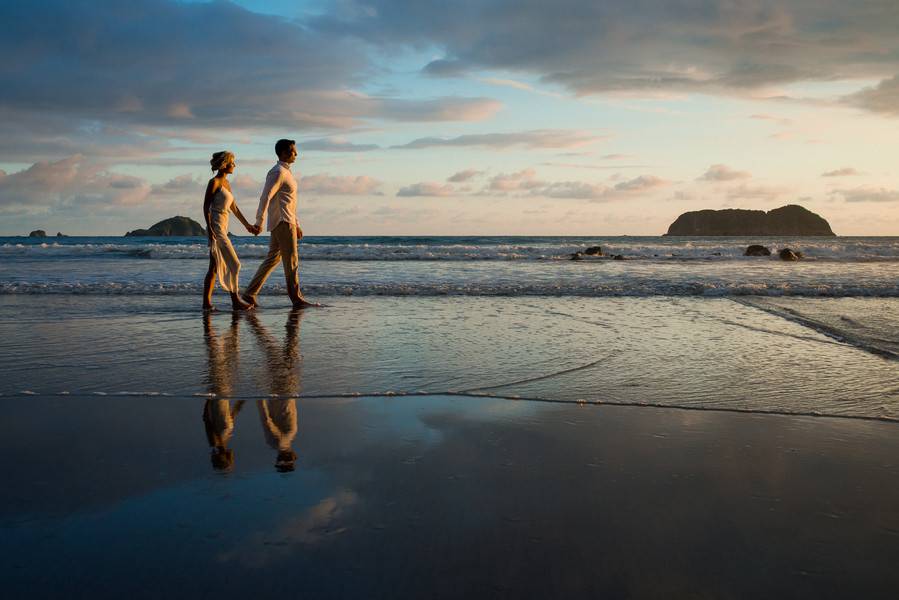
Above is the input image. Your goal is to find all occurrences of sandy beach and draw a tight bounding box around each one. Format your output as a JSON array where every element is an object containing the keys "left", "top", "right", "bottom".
[{"left": 2, "top": 294, "right": 898, "bottom": 598}]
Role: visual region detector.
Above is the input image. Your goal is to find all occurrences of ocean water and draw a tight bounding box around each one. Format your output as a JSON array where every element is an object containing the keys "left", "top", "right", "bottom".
[{"left": 2, "top": 235, "right": 898, "bottom": 297}]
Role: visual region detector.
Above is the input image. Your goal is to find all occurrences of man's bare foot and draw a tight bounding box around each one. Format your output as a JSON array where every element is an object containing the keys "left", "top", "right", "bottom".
[
  {"left": 230, "top": 292, "right": 254, "bottom": 311},
  {"left": 243, "top": 295, "right": 259, "bottom": 308},
  {"left": 231, "top": 298, "right": 254, "bottom": 311},
  {"left": 292, "top": 298, "right": 322, "bottom": 309}
]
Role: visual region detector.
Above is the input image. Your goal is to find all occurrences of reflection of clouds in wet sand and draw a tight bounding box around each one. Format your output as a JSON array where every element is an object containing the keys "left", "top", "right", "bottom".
[
  {"left": 217, "top": 490, "right": 359, "bottom": 567},
  {"left": 247, "top": 310, "right": 304, "bottom": 472}
]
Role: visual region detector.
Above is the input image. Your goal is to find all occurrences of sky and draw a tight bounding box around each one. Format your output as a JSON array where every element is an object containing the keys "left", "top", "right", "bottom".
[{"left": 1, "top": 0, "right": 899, "bottom": 236}]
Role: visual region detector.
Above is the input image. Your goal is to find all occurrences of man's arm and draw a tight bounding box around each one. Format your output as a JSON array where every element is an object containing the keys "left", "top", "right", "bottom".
[{"left": 255, "top": 168, "right": 282, "bottom": 229}]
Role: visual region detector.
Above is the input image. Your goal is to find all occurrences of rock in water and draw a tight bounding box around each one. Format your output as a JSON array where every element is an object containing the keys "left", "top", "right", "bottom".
[
  {"left": 125, "top": 216, "right": 205, "bottom": 237},
  {"left": 584, "top": 246, "right": 603, "bottom": 256},
  {"left": 744, "top": 245, "right": 771, "bottom": 256},
  {"left": 665, "top": 204, "right": 835, "bottom": 236},
  {"left": 779, "top": 248, "right": 803, "bottom": 261},
  {"left": 28, "top": 230, "right": 47, "bottom": 238},
  {"left": 56, "top": 232, "right": 67, "bottom": 237}
]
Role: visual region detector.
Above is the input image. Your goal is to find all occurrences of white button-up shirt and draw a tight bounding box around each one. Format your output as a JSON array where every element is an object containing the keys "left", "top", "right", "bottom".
[{"left": 255, "top": 161, "right": 298, "bottom": 232}]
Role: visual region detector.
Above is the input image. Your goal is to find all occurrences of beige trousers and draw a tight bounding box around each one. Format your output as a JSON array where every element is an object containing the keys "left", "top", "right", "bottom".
[{"left": 245, "top": 221, "right": 299, "bottom": 301}]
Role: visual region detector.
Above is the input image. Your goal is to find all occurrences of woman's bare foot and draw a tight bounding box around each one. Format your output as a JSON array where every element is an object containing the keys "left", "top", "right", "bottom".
[{"left": 203, "top": 304, "right": 217, "bottom": 312}]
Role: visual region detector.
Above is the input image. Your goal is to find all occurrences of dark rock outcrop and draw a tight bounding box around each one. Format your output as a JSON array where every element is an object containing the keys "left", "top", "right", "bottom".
[
  {"left": 744, "top": 245, "right": 771, "bottom": 256},
  {"left": 570, "top": 252, "right": 583, "bottom": 261},
  {"left": 126, "top": 216, "right": 205, "bottom": 237},
  {"left": 584, "top": 246, "right": 603, "bottom": 256},
  {"left": 56, "top": 232, "right": 67, "bottom": 237},
  {"left": 612, "top": 254, "right": 625, "bottom": 260},
  {"left": 28, "top": 230, "right": 47, "bottom": 238},
  {"left": 665, "top": 204, "right": 835, "bottom": 236},
  {"left": 779, "top": 248, "right": 803, "bottom": 261}
]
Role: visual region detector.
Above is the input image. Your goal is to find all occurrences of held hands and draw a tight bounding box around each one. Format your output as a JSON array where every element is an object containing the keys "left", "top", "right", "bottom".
[{"left": 246, "top": 223, "right": 262, "bottom": 236}]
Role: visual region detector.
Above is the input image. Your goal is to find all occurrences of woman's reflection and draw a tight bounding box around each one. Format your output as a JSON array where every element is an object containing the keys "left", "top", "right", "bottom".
[
  {"left": 202, "top": 312, "right": 245, "bottom": 472},
  {"left": 246, "top": 310, "right": 303, "bottom": 472}
]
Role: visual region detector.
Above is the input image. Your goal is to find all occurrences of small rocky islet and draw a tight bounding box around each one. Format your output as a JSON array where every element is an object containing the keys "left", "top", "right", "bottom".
[
  {"left": 664, "top": 204, "right": 834, "bottom": 237},
  {"left": 125, "top": 216, "right": 206, "bottom": 237}
]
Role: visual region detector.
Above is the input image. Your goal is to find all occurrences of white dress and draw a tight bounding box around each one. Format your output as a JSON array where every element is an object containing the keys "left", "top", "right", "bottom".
[{"left": 209, "top": 187, "right": 241, "bottom": 292}]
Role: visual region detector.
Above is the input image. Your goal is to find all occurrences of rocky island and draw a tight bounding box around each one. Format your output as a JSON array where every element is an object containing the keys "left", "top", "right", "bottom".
[
  {"left": 126, "top": 216, "right": 205, "bottom": 237},
  {"left": 665, "top": 204, "right": 835, "bottom": 236}
]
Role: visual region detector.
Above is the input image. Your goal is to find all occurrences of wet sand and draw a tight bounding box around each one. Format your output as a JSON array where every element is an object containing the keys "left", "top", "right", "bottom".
[{"left": 1, "top": 295, "right": 899, "bottom": 598}]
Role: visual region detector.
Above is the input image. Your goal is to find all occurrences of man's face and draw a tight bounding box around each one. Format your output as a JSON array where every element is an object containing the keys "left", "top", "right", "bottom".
[{"left": 280, "top": 144, "right": 298, "bottom": 164}]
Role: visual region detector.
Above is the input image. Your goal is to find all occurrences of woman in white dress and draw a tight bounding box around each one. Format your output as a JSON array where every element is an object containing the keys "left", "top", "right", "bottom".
[{"left": 203, "top": 151, "right": 260, "bottom": 311}]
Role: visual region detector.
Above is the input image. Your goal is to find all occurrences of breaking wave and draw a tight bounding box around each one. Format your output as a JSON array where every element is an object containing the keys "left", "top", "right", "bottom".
[
  {"left": 3, "top": 236, "right": 899, "bottom": 262},
  {"left": 2, "top": 280, "right": 898, "bottom": 297}
]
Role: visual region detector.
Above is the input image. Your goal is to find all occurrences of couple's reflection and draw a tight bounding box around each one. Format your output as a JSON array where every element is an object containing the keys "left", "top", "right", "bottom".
[{"left": 203, "top": 309, "right": 303, "bottom": 473}]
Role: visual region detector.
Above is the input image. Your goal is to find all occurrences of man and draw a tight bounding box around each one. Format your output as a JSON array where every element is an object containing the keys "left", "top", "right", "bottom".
[{"left": 244, "top": 139, "right": 319, "bottom": 309}]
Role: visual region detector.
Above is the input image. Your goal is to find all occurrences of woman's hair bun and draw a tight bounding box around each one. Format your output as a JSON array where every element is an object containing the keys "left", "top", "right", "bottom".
[{"left": 210, "top": 151, "right": 234, "bottom": 172}]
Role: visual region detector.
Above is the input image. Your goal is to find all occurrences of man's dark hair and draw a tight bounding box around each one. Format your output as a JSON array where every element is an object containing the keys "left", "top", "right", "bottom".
[{"left": 275, "top": 138, "right": 296, "bottom": 157}]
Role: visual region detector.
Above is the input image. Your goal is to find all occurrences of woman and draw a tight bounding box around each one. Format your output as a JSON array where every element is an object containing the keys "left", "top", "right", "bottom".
[{"left": 203, "top": 151, "right": 259, "bottom": 311}]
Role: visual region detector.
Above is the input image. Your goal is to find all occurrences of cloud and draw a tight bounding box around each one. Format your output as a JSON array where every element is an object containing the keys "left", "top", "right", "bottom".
[
  {"left": 725, "top": 184, "right": 791, "bottom": 201},
  {"left": 301, "top": 137, "right": 380, "bottom": 153},
  {"left": 393, "top": 130, "right": 602, "bottom": 150},
  {"left": 832, "top": 187, "right": 899, "bottom": 203},
  {"left": 611, "top": 175, "right": 668, "bottom": 192},
  {"left": 151, "top": 174, "right": 203, "bottom": 195},
  {"left": 446, "top": 169, "right": 484, "bottom": 182},
  {"left": 396, "top": 182, "right": 457, "bottom": 197},
  {"left": 0, "top": 156, "right": 150, "bottom": 215},
  {"left": 698, "top": 164, "right": 752, "bottom": 182},
  {"left": 370, "top": 205, "right": 440, "bottom": 221},
  {"left": 373, "top": 97, "right": 502, "bottom": 122},
  {"left": 477, "top": 169, "right": 667, "bottom": 200},
  {"left": 749, "top": 114, "right": 792, "bottom": 126},
  {"left": 487, "top": 168, "right": 546, "bottom": 192},
  {"left": 539, "top": 181, "right": 610, "bottom": 199},
  {"left": 299, "top": 174, "right": 383, "bottom": 195},
  {"left": 821, "top": 167, "right": 861, "bottom": 177},
  {"left": 314, "top": 1, "right": 899, "bottom": 113},
  {"left": 845, "top": 75, "right": 899, "bottom": 116},
  {"left": 0, "top": 0, "right": 502, "bottom": 146}
]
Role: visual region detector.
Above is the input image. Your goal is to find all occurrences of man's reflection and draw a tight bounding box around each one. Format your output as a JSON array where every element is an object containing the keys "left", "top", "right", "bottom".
[
  {"left": 247, "top": 310, "right": 303, "bottom": 472},
  {"left": 202, "top": 312, "right": 245, "bottom": 472}
]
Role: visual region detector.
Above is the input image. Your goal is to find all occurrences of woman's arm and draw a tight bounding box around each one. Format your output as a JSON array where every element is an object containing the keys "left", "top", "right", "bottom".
[
  {"left": 203, "top": 179, "right": 218, "bottom": 242},
  {"left": 230, "top": 201, "right": 257, "bottom": 234}
]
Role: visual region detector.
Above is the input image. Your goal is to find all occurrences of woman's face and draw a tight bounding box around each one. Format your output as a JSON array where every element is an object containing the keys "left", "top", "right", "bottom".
[{"left": 223, "top": 157, "right": 236, "bottom": 174}]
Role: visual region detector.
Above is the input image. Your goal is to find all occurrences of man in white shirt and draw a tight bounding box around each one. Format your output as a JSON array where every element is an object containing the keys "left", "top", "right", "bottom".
[{"left": 245, "top": 139, "right": 318, "bottom": 308}]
